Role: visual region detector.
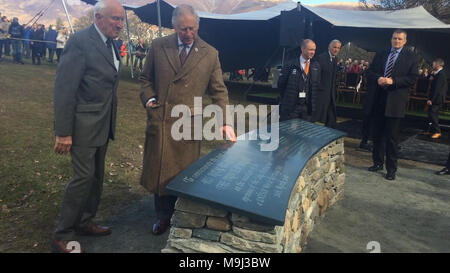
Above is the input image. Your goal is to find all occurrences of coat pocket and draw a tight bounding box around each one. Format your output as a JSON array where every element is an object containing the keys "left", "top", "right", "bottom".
[{"left": 76, "top": 103, "right": 104, "bottom": 113}]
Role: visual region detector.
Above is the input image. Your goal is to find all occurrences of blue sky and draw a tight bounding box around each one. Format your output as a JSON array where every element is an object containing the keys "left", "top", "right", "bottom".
[{"left": 300, "top": 0, "right": 360, "bottom": 4}]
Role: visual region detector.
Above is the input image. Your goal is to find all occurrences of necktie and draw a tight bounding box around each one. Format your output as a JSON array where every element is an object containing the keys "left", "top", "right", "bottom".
[
  {"left": 304, "top": 60, "right": 310, "bottom": 76},
  {"left": 106, "top": 38, "right": 114, "bottom": 60},
  {"left": 384, "top": 50, "right": 398, "bottom": 77},
  {"left": 179, "top": 45, "right": 188, "bottom": 66}
]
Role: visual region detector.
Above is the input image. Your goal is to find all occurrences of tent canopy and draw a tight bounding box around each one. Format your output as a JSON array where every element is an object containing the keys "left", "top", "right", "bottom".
[{"left": 80, "top": 0, "right": 450, "bottom": 74}]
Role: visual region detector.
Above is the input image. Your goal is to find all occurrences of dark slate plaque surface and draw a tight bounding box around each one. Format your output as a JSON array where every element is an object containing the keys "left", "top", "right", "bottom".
[{"left": 166, "top": 119, "right": 347, "bottom": 225}]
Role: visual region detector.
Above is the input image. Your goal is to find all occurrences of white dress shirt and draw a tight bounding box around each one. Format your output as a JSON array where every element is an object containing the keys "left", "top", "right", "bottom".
[{"left": 94, "top": 23, "right": 119, "bottom": 71}]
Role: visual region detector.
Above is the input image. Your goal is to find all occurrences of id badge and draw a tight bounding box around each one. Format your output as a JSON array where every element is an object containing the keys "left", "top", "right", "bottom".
[{"left": 299, "top": 92, "right": 306, "bottom": 98}]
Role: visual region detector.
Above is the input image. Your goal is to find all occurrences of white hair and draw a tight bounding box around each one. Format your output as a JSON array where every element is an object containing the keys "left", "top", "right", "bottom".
[
  {"left": 93, "top": 0, "right": 108, "bottom": 19},
  {"left": 172, "top": 4, "right": 200, "bottom": 28},
  {"left": 329, "top": 39, "right": 342, "bottom": 48}
]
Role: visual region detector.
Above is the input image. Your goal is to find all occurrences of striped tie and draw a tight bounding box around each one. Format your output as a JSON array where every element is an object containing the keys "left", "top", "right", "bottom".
[
  {"left": 179, "top": 45, "right": 188, "bottom": 66},
  {"left": 384, "top": 50, "right": 398, "bottom": 77}
]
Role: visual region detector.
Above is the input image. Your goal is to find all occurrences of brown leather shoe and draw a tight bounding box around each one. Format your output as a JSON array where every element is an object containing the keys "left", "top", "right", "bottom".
[
  {"left": 76, "top": 224, "right": 111, "bottom": 236},
  {"left": 51, "top": 240, "right": 84, "bottom": 253},
  {"left": 152, "top": 219, "right": 170, "bottom": 235},
  {"left": 431, "top": 133, "right": 442, "bottom": 139}
]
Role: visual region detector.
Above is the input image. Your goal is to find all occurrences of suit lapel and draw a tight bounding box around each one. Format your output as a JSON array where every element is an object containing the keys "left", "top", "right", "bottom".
[
  {"left": 392, "top": 48, "right": 406, "bottom": 76},
  {"left": 174, "top": 38, "right": 208, "bottom": 82},
  {"left": 89, "top": 25, "right": 116, "bottom": 71},
  {"left": 163, "top": 34, "right": 181, "bottom": 74}
]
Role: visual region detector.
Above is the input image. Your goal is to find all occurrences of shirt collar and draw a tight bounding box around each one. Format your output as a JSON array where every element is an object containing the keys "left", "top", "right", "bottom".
[
  {"left": 178, "top": 35, "right": 193, "bottom": 48},
  {"left": 300, "top": 55, "right": 309, "bottom": 65},
  {"left": 94, "top": 23, "right": 108, "bottom": 44},
  {"left": 391, "top": 47, "right": 403, "bottom": 54},
  {"left": 435, "top": 68, "right": 443, "bottom": 75},
  {"left": 328, "top": 51, "right": 335, "bottom": 60}
]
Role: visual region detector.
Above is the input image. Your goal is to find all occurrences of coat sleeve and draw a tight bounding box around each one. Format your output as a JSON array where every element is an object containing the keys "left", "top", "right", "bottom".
[
  {"left": 139, "top": 41, "right": 158, "bottom": 107},
  {"left": 53, "top": 35, "right": 86, "bottom": 137},
  {"left": 367, "top": 52, "right": 384, "bottom": 87},
  {"left": 392, "top": 52, "right": 419, "bottom": 90},
  {"left": 207, "top": 50, "right": 230, "bottom": 126},
  {"left": 431, "top": 73, "right": 448, "bottom": 104},
  {"left": 278, "top": 64, "right": 292, "bottom": 99}
]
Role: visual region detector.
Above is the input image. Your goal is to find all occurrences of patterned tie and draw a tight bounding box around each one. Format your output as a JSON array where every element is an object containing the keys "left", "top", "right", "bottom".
[
  {"left": 384, "top": 50, "right": 398, "bottom": 77},
  {"left": 179, "top": 45, "right": 188, "bottom": 66},
  {"left": 304, "top": 60, "right": 310, "bottom": 76}
]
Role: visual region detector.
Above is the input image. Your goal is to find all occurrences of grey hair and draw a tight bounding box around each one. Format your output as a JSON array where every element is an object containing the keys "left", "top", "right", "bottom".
[
  {"left": 434, "top": 58, "right": 445, "bottom": 67},
  {"left": 93, "top": 0, "right": 107, "bottom": 18},
  {"left": 172, "top": 4, "right": 200, "bottom": 28},
  {"left": 329, "top": 39, "right": 341, "bottom": 48}
]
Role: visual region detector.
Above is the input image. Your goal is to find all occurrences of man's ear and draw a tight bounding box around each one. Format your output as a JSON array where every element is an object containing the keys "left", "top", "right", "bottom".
[{"left": 95, "top": 13, "right": 102, "bottom": 21}]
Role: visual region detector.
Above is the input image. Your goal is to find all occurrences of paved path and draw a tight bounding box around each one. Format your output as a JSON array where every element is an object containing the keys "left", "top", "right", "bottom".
[{"left": 78, "top": 138, "right": 450, "bottom": 253}]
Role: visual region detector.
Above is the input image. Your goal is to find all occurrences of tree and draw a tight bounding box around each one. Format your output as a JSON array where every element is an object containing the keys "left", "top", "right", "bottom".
[
  {"left": 73, "top": 8, "right": 94, "bottom": 32},
  {"left": 360, "top": 0, "right": 450, "bottom": 23},
  {"left": 55, "top": 18, "right": 65, "bottom": 31}
]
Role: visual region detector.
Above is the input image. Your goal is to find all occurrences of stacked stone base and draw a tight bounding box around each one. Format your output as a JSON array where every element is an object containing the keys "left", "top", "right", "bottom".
[{"left": 162, "top": 138, "right": 345, "bottom": 253}]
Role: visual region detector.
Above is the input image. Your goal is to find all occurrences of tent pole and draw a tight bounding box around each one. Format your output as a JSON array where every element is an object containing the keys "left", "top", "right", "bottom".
[
  {"left": 125, "top": 10, "right": 135, "bottom": 79},
  {"left": 61, "top": 0, "right": 75, "bottom": 34},
  {"left": 157, "top": 0, "right": 162, "bottom": 38}
]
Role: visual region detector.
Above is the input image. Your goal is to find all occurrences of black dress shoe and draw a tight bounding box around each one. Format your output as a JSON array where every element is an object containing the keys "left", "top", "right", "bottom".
[
  {"left": 368, "top": 164, "right": 383, "bottom": 172},
  {"left": 435, "top": 167, "right": 450, "bottom": 175},
  {"left": 385, "top": 172, "right": 396, "bottom": 180},
  {"left": 152, "top": 219, "right": 170, "bottom": 235}
]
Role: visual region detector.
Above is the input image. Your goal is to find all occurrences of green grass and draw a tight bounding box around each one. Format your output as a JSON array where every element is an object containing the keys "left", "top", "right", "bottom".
[{"left": 0, "top": 56, "right": 246, "bottom": 252}]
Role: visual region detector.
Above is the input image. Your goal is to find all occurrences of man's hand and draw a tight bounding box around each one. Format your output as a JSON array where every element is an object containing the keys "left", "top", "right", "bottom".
[
  {"left": 385, "top": 77, "right": 394, "bottom": 86},
  {"left": 378, "top": 77, "right": 387, "bottom": 86},
  {"left": 221, "top": 125, "right": 236, "bottom": 142},
  {"left": 54, "top": 136, "right": 72, "bottom": 155},
  {"left": 146, "top": 101, "right": 154, "bottom": 108},
  {"left": 427, "top": 100, "right": 433, "bottom": 106}
]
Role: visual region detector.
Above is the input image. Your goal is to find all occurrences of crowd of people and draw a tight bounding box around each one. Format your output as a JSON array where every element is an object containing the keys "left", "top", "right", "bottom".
[
  {"left": 0, "top": 11, "right": 149, "bottom": 71},
  {"left": 0, "top": 12, "right": 71, "bottom": 65}
]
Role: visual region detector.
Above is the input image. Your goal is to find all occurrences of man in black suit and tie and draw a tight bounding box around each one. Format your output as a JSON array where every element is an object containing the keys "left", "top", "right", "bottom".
[
  {"left": 313, "top": 39, "right": 342, "bottom": 128},
  {"left": 52, "top": 0, "right": 124, "bottom": 252},
  {"left": 278, "top": 39, "right": 321, "bottom": 121},
  {"left": 365, "top": 29, "right": 419, "bottom": 180},
  {"left": 426, "top": 58, "right": 447, "bottom": 139}
]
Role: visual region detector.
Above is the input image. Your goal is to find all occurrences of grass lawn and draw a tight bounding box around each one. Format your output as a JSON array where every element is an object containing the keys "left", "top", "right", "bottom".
[{"left": 0, "top": 56, "right": 245, "bottom": 252}]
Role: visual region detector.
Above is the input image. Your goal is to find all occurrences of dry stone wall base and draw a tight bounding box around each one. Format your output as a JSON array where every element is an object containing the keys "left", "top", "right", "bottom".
[{"left": 162, "top": 138, "right": 345, "bottom": 253}]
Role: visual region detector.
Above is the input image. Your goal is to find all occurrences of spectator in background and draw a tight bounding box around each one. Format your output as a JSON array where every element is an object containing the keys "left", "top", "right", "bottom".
[
  {"left": 350, "top": 60, "right": 361, "bottom": 74},
  {"left": 114, "top": 37, "right": 123, "bottom": 51},
  {"left": 126, "top": 39, "right": 134, "bottom": 67},
  {"left": 426, "top": 58, "right": 447, "bottom": 139},
  {"left": 422, "top": 67, "right": 429, "bottom": 78},
  {"left": 23, "top": 24, "right": 32, "bottom": 59},
  {"left": 4, "top": 16, "right": 11, "bottom": 56},
  {"left": 45, "top": 25, "right": 58, "bottom": 63},
  {"left": 134, "top": 38, "right": 146, "bottom": 71},
  {"left": 8, "top": 17, "right": 24, "bottom": 64},
  {"left": 337, "top": 58, "right": 345, "bottom": 72},
  {"left": 30, "top": 23, "right": 44, "bottom": 65},
  {"left": 56, "top": 28, "right": 69, "bottom": 62},
  {"left": 0, "top": 16, "right": 8, "bottom": 60}
]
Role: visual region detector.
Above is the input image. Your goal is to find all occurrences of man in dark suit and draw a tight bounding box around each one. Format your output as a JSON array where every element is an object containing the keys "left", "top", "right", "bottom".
[
  {"left": 313, "top": 39, "right": 342, "bottom": 128},
  {"left": 426, "top": 58, "right": 447, "bottom": 139},
  {"left": 278, "top": 39, "right": 321, "bottom": 121},
  {"left": 52, "top": 0, "right": 124, "bottom": 253},
  {"left": 365, "top": 29, "right": 419, "bottom": 180}
]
